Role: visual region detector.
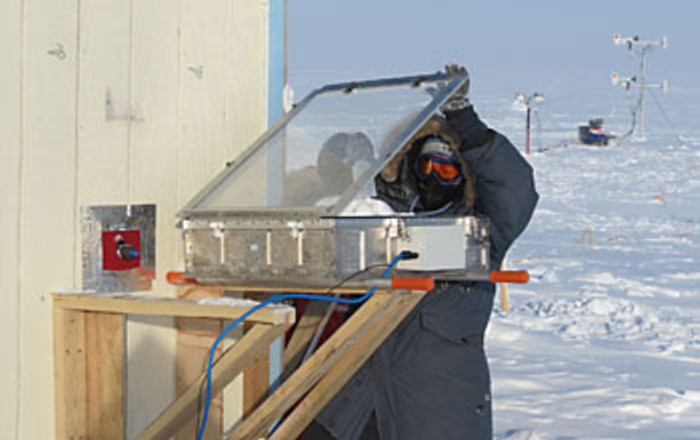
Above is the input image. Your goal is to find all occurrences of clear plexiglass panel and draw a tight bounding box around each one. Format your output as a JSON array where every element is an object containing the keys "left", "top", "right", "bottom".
[{"left": 180, "top": 72, "right": 465, "bottom": 216}]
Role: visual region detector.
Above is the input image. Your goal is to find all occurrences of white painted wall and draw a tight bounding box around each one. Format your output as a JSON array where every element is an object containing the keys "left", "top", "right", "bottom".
[
  {"left": 0, "top": 0, "right": 270, "bottom": 438},
  {"left": 0, "top": 0, "right": 22, "bottom": 437}
]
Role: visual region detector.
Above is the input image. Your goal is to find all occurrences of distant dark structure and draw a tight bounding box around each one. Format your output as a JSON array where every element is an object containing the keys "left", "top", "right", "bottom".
[{"left": 578, "top": 118, "right": 613, "bottom": 146}]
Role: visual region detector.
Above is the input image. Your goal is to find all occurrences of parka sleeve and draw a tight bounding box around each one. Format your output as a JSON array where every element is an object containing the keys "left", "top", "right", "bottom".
[{"left": 454, "top": 126, "right": 539, "bottom": 266}]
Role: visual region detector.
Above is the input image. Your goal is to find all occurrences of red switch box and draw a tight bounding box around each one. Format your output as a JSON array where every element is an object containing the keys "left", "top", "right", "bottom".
[{"left": 102, "top": 230, "right": 141, "bottom": 271}]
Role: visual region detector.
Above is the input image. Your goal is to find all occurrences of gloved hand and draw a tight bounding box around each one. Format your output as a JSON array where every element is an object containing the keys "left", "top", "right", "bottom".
[
  {"left": 439, "top": 64, "right": 491, "bottom": 149},
  {"left": 445, "top": 105, "right": 491, "bottom": 150},
  {"left": 440, "top": 64, "right": 471, "bottom": 113}
]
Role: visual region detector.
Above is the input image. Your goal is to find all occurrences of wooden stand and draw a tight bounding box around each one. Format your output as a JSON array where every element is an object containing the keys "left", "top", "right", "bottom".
[
  {"left": 53, "top": 288, "right": 424, "bottom": 440},
  {"left": 250, "top": 291, "right": 423, "bottom": 440}
]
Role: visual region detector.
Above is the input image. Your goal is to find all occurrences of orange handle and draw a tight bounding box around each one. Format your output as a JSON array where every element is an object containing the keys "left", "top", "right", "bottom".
[
  {"left": 166, "top": 271, "right": 198, "bottom": 285},
  {"left": 391, "top": 277, "right": 435, "bottom": 291},
  {"left": 489, "top": 270, "right": 529, "bottom": 284}
]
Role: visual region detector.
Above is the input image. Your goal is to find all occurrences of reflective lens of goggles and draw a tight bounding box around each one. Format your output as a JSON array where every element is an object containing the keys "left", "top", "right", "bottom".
[{"left": 416, "top": 153, "right": 463, "bottom": 184}]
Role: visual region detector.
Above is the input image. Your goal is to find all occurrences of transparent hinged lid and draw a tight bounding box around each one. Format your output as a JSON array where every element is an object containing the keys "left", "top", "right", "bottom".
[{"left": 178, "top": 70, "right": 468, "bottom": 219}]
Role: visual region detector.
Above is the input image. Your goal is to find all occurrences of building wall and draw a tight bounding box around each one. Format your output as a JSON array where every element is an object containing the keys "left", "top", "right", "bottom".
[{"left": 0, "top": 0, "right": 280, "bottom": 438}]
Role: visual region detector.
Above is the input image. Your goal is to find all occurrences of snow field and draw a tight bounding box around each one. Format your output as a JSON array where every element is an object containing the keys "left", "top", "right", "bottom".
[{"left": 487, "top": 88, "right": 700, "bottom": 439}]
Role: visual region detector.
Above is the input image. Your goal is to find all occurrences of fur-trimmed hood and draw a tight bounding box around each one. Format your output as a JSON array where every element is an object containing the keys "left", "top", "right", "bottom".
[{"left": 377, "top": 114, "right": 476, "bottom": 210}]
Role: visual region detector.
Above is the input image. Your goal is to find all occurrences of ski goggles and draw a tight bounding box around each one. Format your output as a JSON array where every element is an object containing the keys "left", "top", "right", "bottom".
[{"left": 414, "top": 152, "right": 464, "bottom": 185}]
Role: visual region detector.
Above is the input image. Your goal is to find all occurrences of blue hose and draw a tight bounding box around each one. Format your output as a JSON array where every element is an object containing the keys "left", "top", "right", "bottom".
[{"left": 195, "top": 253, "right": 406, "bottom": 440}]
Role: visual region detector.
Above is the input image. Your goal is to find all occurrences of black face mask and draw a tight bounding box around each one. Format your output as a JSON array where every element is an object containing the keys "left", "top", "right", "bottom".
[{"left": 417, "top": 178, "right": 463, "bottom": 211}]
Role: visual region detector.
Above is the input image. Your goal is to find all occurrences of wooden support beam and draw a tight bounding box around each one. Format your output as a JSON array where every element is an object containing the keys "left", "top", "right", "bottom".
[
  {"left": 499, "top": 260, "right": 510, "bottom": 313},
  {"left": 243, "top": 333, "right": 270, "bottom": 417},
  {"left": 53, "top": 292, "right": 295, "bottom": 325},
  {"left": 54, "top": 308, "right": 88, "bottom": 440},
  {"left": 269, "top": 293, "right": 424, "bottom": 440},
  {"left": 282, "top": 301, "right": 328, "bottom": 376},
  {"left": 54, "top": 309, "right": 127, "bottom": 440},
  {"left": 138, "top": 324, "right": 285, "bottom": 440},
  {"left": 175, "top": 287, "right": 226, "bottom": 440},
  {"left": 226, "top": 292, "right": 399, "bottom": 440},
  {"left": 243, "top": 292, "right": 272, "bottom": 417},
  {"left": 85, "top": 312, "right": 125, "bottom": 440}
]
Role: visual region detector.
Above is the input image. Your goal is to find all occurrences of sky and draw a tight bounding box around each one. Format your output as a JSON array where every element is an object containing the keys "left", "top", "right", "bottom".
[{"left": 288, "top": 0, "right": 700, "bottom": 98}]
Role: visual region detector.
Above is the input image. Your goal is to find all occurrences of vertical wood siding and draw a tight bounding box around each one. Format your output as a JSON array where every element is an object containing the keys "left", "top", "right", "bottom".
[
  {"left": 177, "top": 0, "right": 228, "bottom": 209},
  {"left": 0, "top": 0, "right": 271, "bottom": 437},
  {"left": 19, "top": 1, "right": 79, "bottom": 439},
  {"left": 126, "top": 0, "right": 180, "bottom": 436},
  {"left": 0, "top": 0, "right": 22, "bottom": 437}
]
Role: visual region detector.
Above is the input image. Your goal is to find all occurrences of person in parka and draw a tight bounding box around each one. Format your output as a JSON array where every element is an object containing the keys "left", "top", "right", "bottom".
[{"left": 302, "top": 67, "right": 539, "bottom": 440}]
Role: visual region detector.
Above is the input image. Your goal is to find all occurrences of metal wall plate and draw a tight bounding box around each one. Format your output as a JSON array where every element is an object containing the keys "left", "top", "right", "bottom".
[{"left": 81, "top": 204, "right": 156, "bottom": 293}]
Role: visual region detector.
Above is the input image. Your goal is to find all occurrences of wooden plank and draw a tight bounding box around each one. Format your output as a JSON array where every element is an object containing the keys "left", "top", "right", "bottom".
[
  {"left": 243, "top": 345, "right": 269, "bottom": 419},
  {"left": 282, "top": 301, "right": 328, "bottom": 375},
  {"left": 129, "top": 0, "right": 179, "bottom": 280},
  {"left": 499, "top": 260, "right": 510, "bottom": 313},
  {"left": 85, "top": 312, "right": 125, "bottom": 440},
  {"left": 53, "top": 308, "right": 87, "bottom": 440},
  {"left": 176, "top": 317, "right": 223, "bottom": 440},
  {"left": 222, "top": 328, "right": 245, "bottom": 433},
  {"left": 139, "top": 324, "right": 285, "bottom": 440},
  {"left": 243, "top": 293, "right": 271, "bottom": 417},
  {"left": 176, "top": 0, "right": 228, "bottom": 209},
  {"left": 52, "top": 292, "right": 295, "bottom": 325},
  {"left": 224, "top": 0, "right": 267, "bottom": 159},
  {"left": 75, "top": 0, "right": 130, "bottom": 206},
  {"left": 20, "top": 0, "right": 79, "bottom": 438},
  {"left": 270, "top": 293, "right": 424, "bottom": 440},
  {"left": 175, "top": 285, "right": 225, "bottom": 440},
  {"left": 199, "top": 0, "right": 270, "bottom": 218},
  {"left": 0, "top": 0, "right": 21, "bottom": 437},
  {"left": 227, "top": 292, "right": 399, "bottom": 440}
]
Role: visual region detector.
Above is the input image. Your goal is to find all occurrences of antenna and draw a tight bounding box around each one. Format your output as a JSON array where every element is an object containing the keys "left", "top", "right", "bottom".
[
  {"left": 611, "top": 34, "right": 668, "bottom": 140},
  {"left": 513, "top": 91, "right": 544, "bottom": 155}
]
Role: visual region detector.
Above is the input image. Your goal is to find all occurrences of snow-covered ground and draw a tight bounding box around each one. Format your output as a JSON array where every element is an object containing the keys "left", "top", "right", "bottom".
[{"left": 485, "top": 79, "right": 700, "bottom": 440}]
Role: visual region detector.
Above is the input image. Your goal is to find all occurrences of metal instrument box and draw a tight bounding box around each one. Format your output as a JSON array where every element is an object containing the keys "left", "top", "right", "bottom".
[
  {"left": 178, "top": 69, "right": 491, "bottom": 287},
  {"left": 181, "top": 216, "right": 489, "bottom": 288}
]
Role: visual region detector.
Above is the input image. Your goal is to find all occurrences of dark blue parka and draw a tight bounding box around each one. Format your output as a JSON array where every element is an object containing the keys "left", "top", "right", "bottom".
[{"left": 315, "top": 108, "right": 539, "bottom": 440}]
